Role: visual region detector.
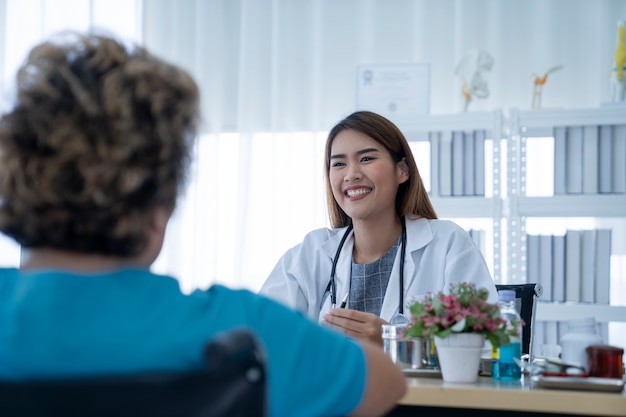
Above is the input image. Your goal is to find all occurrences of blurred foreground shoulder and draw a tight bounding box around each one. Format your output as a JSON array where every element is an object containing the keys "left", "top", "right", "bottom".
[{"left": 203, "top": 285, "right": 406, "bottom": 417}]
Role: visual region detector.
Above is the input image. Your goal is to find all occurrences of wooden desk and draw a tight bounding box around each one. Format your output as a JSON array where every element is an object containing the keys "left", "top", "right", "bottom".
[{"left": 387, "top": 376, "right": 626, "bottom": 417}]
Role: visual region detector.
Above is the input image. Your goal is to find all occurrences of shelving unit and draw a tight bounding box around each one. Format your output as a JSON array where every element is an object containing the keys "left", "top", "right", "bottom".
[
  {"left": 516, "top": 195, "right": 626, "bottom": 217},
  {"left": 507, "top": 106, "right": 626, "bottom": 332},
  {"left": 400, "top": 107, "right": 626, "bottom": 336},
  {"left": 507, "top": 106, "right": 626, "bottom": 282},
  {"left": 400, "top": 110, "right": 504, "bottom": 281}
]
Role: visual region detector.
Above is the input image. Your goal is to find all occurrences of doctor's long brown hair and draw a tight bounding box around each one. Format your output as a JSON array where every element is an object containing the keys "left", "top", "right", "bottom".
[{"left": 324, "top": 111, "right": 437, "bottom": 229}]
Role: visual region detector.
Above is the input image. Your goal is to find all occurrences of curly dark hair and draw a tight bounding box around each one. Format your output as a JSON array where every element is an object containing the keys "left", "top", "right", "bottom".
[{"left": 0, "top": 31, "right": 200, "bottom": 256}]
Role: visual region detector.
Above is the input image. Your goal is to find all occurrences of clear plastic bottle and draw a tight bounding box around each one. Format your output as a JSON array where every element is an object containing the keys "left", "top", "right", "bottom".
[
  {"left": 492, "top": 290, "right": 522, "bottom": 380},
  {"left": 561, "top": 317, "right": 602, "bottom": 371}
]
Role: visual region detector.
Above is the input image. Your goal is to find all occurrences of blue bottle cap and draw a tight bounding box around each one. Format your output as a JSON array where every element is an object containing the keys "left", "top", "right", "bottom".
[{"left": 497, "top": 289, "right": 516, "bottom": 302}]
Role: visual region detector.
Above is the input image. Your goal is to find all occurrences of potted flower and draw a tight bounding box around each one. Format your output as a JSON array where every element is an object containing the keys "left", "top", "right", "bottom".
[{"left": 404, "top": 282, "right": 522, "bottom": 383}]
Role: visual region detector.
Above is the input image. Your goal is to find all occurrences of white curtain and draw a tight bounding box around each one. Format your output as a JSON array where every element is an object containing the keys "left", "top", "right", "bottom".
[
  {"left": 141, "top": 0, "right": 626, "bottom": 293},
  {"left": 142, "top": 0, "right": 626, "bottom": 128},
  {"left": 0, "top": 0, "right": 142, "bottom": 92},
  {"left": 2, "top": 0, "right": 626, "bottom": 295}
]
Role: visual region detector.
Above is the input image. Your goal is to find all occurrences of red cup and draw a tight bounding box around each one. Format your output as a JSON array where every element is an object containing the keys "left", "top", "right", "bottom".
[{"left": 585, "top": 345, "right": 624, "bottom": 379}]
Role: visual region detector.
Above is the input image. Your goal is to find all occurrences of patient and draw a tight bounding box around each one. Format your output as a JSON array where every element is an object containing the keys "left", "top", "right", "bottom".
[{"left": 0, "top": 31, "right": 405, "bottom": 417}]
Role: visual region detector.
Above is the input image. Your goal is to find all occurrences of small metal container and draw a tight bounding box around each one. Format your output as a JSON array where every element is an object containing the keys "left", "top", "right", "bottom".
[{"left": 382, "top": 324, "right": 430, "bottom": 369}]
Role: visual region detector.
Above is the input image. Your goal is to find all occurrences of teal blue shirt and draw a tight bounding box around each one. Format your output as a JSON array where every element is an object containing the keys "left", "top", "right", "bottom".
[{"left": 0, "top": 268, "right": 367, "bottom": 417}]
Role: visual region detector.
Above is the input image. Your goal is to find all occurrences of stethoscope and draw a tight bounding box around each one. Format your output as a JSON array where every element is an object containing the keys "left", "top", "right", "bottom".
[{"left": 325, "top": 217, "right": 408, "bottom": 325}]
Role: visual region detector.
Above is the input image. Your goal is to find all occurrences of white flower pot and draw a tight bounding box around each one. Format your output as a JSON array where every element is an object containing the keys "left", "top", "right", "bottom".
[{"left": 434, "top": 333, "right": 485, "bottom": 383}]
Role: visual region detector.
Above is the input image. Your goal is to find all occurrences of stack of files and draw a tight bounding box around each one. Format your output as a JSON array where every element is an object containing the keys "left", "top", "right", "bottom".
[
  {"left": 432, "top": 130, "right": 486, "bottom": 197},
  {"left": 553, "top": 124, "right": 626, "bottom": 195},
  {"left": 526, "top": 229, "right": 611, "bottom": 346}
]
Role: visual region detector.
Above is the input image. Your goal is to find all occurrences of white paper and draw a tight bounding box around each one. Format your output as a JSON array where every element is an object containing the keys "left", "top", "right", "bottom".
[{"left": 355, "top": 63, "right": 430, "bottom": 124}]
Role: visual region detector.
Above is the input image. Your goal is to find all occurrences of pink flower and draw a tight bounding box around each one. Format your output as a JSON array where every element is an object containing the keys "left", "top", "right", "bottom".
[{"left": 405, "top": 282, "right": 523, "bottom": 348}]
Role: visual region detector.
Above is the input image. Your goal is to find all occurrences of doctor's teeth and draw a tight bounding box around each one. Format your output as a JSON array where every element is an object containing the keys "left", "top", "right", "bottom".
[{"left": 347, "top": 189, "right": 370, "bottom": 197}]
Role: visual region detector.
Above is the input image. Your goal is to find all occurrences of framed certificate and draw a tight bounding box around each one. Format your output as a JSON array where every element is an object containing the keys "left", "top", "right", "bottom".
[{"left": 355, "top": 63, "right": 430, "bottom": 123}]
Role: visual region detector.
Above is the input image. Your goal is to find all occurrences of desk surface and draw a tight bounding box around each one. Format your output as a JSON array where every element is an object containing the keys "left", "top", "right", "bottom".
[{"left": 399, "top": 376, "right": 626, "bottom": 416}]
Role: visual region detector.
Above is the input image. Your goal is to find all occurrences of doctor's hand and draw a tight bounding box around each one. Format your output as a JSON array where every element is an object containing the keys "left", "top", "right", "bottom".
[{"left": 323, "top": 308, "right": 388, "bottom": 346}]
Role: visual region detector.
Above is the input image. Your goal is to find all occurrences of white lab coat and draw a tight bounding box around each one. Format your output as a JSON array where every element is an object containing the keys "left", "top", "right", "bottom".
[{"left": 260, "top": 217, "right": 497, "bottom": 323}]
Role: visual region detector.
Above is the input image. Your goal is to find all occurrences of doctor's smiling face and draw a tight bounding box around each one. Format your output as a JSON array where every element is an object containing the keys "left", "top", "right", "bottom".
[
  {"left": 329, "top": 129, "right": 409, "bottom": 224},
  {"left": 324, "top": 111, "right": 437, "bottom": 228}
]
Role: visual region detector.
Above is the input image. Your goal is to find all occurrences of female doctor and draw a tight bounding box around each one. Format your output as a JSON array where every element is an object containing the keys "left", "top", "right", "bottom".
[{"left": 260, "top": 111, "right": 497, "bottom": 345}]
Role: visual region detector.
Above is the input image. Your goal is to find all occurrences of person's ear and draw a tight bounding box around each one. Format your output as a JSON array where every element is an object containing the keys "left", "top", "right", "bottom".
[{"left": 397, "top": 158, "right": 410, "bottom": 184}]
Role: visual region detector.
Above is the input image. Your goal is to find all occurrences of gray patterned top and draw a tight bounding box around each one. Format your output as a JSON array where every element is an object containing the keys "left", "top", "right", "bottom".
[{"left": 347, "top": 235, "right": 401, "bottom": 316}]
